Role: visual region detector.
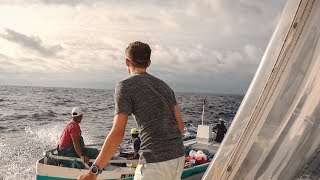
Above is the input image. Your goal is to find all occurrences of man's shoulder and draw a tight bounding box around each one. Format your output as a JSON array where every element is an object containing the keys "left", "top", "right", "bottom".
[
  {"left": 145, "top": 74, "right": 173, "bottom": 91},
  {"left": 117, "top": 73, "right": 158, "bottom": 86},
  {"left": 117, "top": 75, "right": 138, "bottom": 86},
  {"left": 116, "top": 73, "right": 173, "bottom": 92},
  {"left": 146, "top": 73, "right": 166, "bottom": 83},
  {"left": 67, "top": 120, "right": 80, "bottom": 128},
  {"left": 115, "top": 76, "right": 130, "bottom": 89}
]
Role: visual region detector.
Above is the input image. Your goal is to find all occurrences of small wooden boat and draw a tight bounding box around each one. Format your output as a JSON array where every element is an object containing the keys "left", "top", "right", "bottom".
[{"left": 36, "top": 125, "right": 220, "bottom": 180}]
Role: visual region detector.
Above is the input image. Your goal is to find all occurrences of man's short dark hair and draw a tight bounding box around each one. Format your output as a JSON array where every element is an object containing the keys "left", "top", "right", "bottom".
[{"left": 125, "top": 41, "right": 151, "bottom": 68}]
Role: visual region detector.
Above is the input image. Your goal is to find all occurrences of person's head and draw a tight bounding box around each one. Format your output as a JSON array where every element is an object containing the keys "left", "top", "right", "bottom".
[
  {"left": 219, "top": 118, "right": 225, "bottom": 125},
  {"left": 130, "top": 128, "right": 139, "bottom": 139},
  {"left": 71, "top": 107, "right": 83, "bottom": 123},
  {"left": 125, "top": 41, "right": 151, "bottom": 73}
]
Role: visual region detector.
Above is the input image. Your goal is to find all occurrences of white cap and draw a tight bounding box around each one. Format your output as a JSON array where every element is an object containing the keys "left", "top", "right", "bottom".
[
  {"left": 219, "top": 118, "right": 225, "bottom": 122},
  {"left": 71, "top": 107, "right": 83, "bottom": 117}
]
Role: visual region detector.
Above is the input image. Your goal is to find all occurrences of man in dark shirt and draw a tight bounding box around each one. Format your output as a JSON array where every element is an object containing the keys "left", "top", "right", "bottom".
[
  {"left": 130, "top": 128, "right": 141, "bottom": 159},
  {"left": 213, "top": 118, "right": 228, "bottom": 143}
]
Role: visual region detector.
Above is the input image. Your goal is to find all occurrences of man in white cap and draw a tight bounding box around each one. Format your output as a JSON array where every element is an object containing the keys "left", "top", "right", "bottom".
[
  {"left": 57, "top": 107, "right": 99, "bottom": 168},
  {"left": 213, "top": 118, "right": 228, "bottom": 143}
]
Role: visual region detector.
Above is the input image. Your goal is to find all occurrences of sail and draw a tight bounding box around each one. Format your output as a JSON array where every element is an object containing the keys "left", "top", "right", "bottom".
[{"left": 202, "top": 0, "right": 320, "bottom": 179}]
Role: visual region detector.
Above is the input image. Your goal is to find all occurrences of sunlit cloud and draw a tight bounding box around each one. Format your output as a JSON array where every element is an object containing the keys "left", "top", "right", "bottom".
[
  {"left": 0, "top": 28, "right": 63, "bottom": 57},
  {"left": 0, "top": 0, "right": 287, "bottom": 94}
]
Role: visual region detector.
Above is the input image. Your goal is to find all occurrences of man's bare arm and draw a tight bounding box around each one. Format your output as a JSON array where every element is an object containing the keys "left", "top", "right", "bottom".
[
  {"left": 71, "top": 134, "right": 84, "bottom": 157},
  {"left": 93, "top": 113, "right": 128, "bottom": 170},
  {"left": 174, "top": 104, "right": 185, "bottom": 134},
  {"left": 71, "top": 134, "right": 90, "bottom": 163}
]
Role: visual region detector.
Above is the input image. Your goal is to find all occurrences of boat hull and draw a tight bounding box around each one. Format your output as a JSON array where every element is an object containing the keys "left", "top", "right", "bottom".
[
  {"left": 36, "top": 159, "right": 210, "bottom": 180},
  {"left": 36, "top": 139, "right": 219, "bottom": 180}
]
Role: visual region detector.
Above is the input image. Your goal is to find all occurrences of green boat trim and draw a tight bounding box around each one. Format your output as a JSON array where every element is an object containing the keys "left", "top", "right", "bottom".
[
  {"left": 37, "top": 175, "right": 134, "bottom": 180},
  {"left": 36, "top": 163, "right": 208, "bottom": 180}
]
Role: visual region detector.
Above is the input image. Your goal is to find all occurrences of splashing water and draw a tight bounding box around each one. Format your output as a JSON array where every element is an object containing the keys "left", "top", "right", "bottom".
[{"left": 0, "top": 124, "right": 64, "bottom": 180}]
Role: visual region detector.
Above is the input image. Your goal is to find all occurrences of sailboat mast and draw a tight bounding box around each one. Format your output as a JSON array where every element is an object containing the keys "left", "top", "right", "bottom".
[{"left": 201, "top": 99, "right": 206, "bottom": 125}]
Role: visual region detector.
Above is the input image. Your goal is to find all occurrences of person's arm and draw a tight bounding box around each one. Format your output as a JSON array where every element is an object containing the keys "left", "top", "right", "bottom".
[
  {"left": 78, "top": 113, "right": 128, "bottom": 180},
  {"left": 174, "top": 104, "right": 185, "bottom": 135},
  {"left": 213, "top": 125, "right": 218, "bottom": 133},
  {"left": 71, "top": 134, "right": 89, "bottom": 163}
]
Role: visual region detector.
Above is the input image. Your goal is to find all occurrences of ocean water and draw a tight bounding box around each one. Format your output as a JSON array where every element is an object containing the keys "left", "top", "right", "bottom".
[{"left": 0, "top": 85, "right": 242, "bottom": 180}]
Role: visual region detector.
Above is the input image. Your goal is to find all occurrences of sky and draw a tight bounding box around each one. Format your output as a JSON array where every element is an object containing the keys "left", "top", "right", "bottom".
[{"left": 0, "top": 0, "right": 287, "bottom": 94}]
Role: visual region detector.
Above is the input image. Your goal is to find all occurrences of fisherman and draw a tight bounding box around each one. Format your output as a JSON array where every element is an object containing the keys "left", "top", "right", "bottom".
[
  {"left": 57, "top": 107, "right": 99, "bottom": 168},
  {"left": 79, "top": 41, "right": 185, "bottom": 180},
  {"left": 130, "top": 128, "right": 141, "bottom": 160},
  {"left": 125, "top": 128, "right": 142, "bottom": 168},
  {"left": 213, "top": 118, "right": 228, "bottom": 143},
  {"left": 119, "top": 128, "right": 141, "bottom": 160}
]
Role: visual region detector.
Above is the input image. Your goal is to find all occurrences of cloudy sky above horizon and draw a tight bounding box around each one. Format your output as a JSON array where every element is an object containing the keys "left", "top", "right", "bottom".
[{"left": 0, "top": 0, "right": 287, "bottom": 94}]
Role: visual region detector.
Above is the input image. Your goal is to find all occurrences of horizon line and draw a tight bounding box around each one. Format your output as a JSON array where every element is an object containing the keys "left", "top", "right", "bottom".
[{"left": 0, "top": 84, "right": 245, "bottom": 96}]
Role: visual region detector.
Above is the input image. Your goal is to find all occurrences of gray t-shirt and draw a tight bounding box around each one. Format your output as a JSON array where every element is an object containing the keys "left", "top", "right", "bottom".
[{"left": 114, "top": 72, "right": 184, "bottom": 164}]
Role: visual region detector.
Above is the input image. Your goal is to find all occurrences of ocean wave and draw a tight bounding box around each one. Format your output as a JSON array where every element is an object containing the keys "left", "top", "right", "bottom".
[
  {"left": 0, "top": 86, "right": 243, "bottom": 180},
  {"left": 52, "top": 100, "right": 75, "bottom": 106},
  {"left": 0, "top": 126, "right": 8, "bottom": 133},
  {"left": 3, "top": 114, "right": 28, "bottom": 120},
  {"left": 30, "top": 110, "right": 57, "bottom": 120}
]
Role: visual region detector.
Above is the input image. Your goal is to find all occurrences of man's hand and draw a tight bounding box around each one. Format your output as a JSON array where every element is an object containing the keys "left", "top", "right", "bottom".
[
  {"left": 81, "top": 155, "right": 90, "bottom": 164},
  {"left": 78, "top": 171, "right": 97, "bottom": 180}
]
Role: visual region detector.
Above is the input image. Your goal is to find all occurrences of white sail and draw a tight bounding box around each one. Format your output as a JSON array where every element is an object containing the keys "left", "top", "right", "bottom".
[{"left": 202, "top": 0, "right": 320, "bottom": 179}]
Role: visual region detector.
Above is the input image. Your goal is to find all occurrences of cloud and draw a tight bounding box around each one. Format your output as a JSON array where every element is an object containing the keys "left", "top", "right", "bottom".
[
  {"left": 243, "top": 44, "right": 263, "bottom": 64},
  {"left": 0, "top": 0, "right": 287, "bottom": 94},
  {"left": 148, "top": 43, "right": 260, "bottom": 93},
  {"left": 0, "top": 53, "right": 9, "bottom": 60},
  {"left": 42, "top": 0, "right": 85, "bottom": 5},
  {"left": 0, "top": 28, "right": 63, "bottom": 57}
]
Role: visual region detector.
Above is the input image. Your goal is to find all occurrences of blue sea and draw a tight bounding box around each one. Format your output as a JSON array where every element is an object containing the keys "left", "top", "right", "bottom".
[{"left": 0, "top": 85, "right": 243, "bottom": 180}]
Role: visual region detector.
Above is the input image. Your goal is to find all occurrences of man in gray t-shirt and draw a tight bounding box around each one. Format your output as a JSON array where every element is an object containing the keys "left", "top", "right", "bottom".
[
  {"left": 115, "top": 70, "right": 185, "bottom": 164},
  {"left": 79, "top": 41, "right": 185, "bottom": 180}
]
